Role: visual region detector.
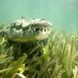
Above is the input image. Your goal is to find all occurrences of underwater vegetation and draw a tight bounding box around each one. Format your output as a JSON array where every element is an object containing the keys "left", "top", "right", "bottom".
[{"left": 0, "top": 32, "right": 78, "bottom": 78}]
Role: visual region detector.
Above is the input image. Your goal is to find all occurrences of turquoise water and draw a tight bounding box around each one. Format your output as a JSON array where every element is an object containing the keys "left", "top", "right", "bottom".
[{"left": 0, "top": 0, "right": 78, "bottom": 33}]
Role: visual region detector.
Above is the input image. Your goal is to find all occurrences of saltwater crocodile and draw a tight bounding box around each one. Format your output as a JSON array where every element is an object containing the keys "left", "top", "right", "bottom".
[
  {"left": 0, "top": 17, "right": 52, "bottom": 42},
  {"left": 0, "top": 17, "right": 52, "bottom": 59}
]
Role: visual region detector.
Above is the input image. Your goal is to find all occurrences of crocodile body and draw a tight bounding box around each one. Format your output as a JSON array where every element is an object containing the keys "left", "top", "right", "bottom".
[
  {"left": 0, "top": 18, "right": 52, "bottom": 42},
  {"left": 0, "top": 17, "right": 52, "bottom": 60}
]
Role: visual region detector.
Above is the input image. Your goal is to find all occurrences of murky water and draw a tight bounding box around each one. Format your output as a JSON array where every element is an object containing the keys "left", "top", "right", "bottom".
[{"left": 0, "top": 0, "right": 78, "bottom": 33}]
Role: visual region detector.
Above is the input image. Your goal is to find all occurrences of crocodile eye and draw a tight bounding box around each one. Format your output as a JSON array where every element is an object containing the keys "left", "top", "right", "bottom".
[
  {"left": 35, "top": 27, "right": 39, "bottom": 32},
  {"left": 44, "top": 29, "right": 46, "bottom": 31}
]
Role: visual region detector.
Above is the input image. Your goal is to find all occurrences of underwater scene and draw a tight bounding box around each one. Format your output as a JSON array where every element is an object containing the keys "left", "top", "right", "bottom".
[{"left": 0, "top": 0, "right": 78, "bottom": 78}]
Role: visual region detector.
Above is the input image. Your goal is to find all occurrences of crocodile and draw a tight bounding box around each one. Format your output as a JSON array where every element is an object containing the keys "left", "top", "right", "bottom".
[
  {"left": 0, "top": 17, "right": 52, "bottom": 42},
  {"left": 0, "top": 17, "right": 52, "bottom": 59}
]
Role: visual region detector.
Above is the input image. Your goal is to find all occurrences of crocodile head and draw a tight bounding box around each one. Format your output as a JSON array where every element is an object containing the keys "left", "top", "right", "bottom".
[{"left": 0, "top": 18, "right": 52, "bottom": 42}]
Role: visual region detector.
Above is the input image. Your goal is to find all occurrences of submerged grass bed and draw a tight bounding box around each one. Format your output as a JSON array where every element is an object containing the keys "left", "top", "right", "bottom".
[{"left": 0, "top": 32, "right": 78, "bottom": 78}]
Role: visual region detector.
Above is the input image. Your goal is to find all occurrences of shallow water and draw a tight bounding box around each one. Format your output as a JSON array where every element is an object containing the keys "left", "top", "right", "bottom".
[{"left": 0, "top": 0, "right": 78, "bottom": 33}]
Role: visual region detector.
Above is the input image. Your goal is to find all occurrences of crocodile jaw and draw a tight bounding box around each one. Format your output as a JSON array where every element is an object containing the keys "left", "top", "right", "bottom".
[
  {"left": 35, "top": 29, "right": 51, "bottom": 40},
  {"left": 9, "top": 29, "right": 51, "bottom": 42}
]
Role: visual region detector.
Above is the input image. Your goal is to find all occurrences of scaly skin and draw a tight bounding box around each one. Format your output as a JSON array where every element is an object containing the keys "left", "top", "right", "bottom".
[
  {"left": 0, "top": 17, "right": 53, "bottom": 60},
  {"left": 0, "top": 18, "right": 52, "bottom": 42}
]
